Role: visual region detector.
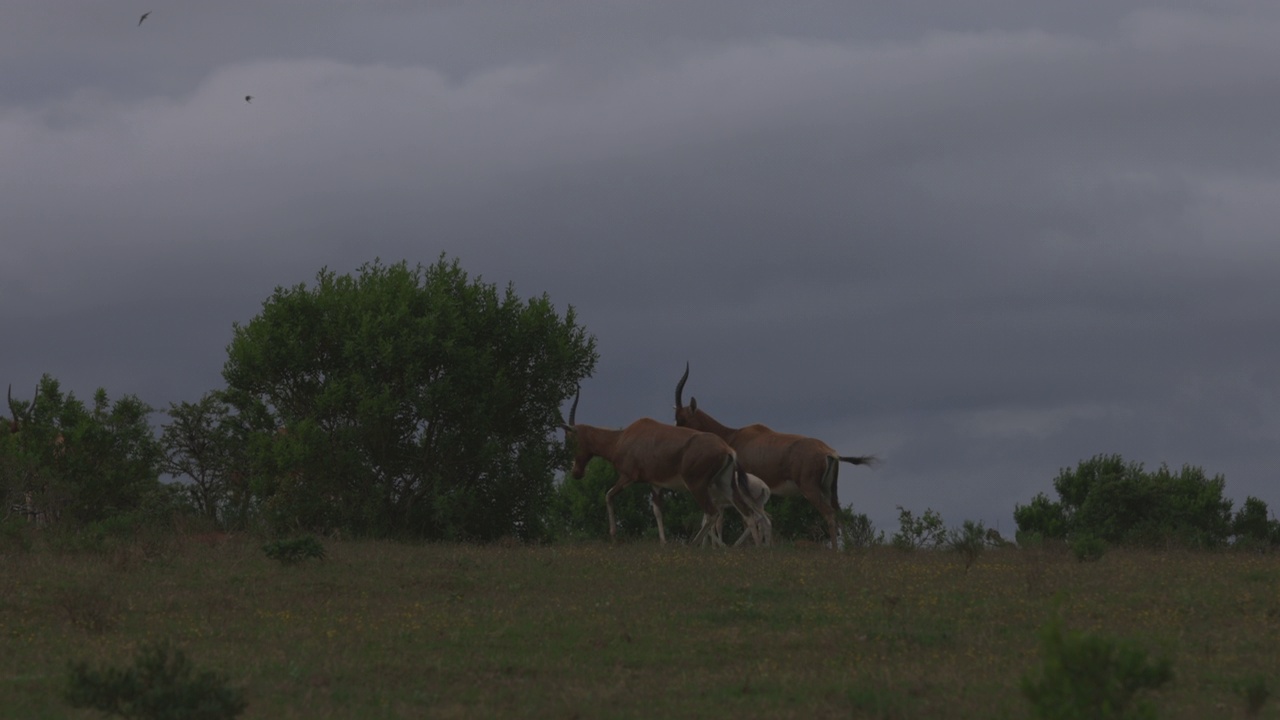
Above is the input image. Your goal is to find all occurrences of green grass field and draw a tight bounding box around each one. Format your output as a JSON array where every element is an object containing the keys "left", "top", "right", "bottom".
[{"left": 2, "top": 535, "right": 1277, "bottom": 719}]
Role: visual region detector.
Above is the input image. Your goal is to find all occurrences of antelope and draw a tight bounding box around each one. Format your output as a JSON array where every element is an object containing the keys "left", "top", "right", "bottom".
[
  {"left": 674, "top": 364, "right": 877, "bottom": 548},
  {"left": 701, "top": 471, "right": 773, "bottom": 547},
  {"left": 561, "top": 390, "right": 768, "bottom": 546}
]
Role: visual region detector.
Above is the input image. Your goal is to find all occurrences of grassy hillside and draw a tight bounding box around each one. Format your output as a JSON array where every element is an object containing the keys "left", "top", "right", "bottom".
[{"left": 2, "top": 535, "right": 1277, "bottom": 718}]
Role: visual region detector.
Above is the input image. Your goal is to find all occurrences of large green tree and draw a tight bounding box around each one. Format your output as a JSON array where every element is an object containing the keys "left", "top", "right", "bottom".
[{"left": 222, "top": 257, "right": 597, "bottom": 540}]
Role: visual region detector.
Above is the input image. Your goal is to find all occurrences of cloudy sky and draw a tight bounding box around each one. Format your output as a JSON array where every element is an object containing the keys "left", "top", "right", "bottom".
[{"left": 4, "top": 0, "right": 1279, "bottom": 534}]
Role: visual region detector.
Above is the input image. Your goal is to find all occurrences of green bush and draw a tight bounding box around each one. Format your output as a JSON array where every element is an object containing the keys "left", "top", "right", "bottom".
[
  {"left": 1231, "top": 496, "right": 1280, "bottom": 550},
  {"left": 262, "top": 535, "right": 325, "bottom": 565},
  {"left": 891, "top": 506, "right": 946, "bottom": 551},
  {"left": 64, "top": 639, "right": 247, "bottom": 719},
  {"left": 839, "top": 510, "right": 884, "bottom": 550},
  {"left": 0, "top": 517, "right": 34, "bottom": 553},
  {"left": 1238, "top": 674, "right": 1271, "bottom": 716},
  {"left": 1071, "top": 534, "right": 1107, "bottom": 562},
  {"left": 1022, "top": 615, "right": 1172, "bottom": 720},
  {"left": 948, "top": 519, "right": 986, "bottom": 569},
  {"left": 1015, "top": 454, "right": 1234, "bottom": 549}
]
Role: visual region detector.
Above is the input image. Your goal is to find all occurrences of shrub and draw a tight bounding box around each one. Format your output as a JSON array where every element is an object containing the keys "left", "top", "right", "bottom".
[
  {"left": 839, "top": 510, "right": 884, "bottom": 550},
  {"left": 890, "top": 506, "right": 946, "bottom": 551},
  {"left": 1238, "top": 674, "right": 1271, "bottom": 716},
  {"left": 262, "top": 535, "right": 325, "bottom": 565},
  {"left": 0, "top": 516, "right": 34, "bottom": 553},
  {"left": 1071, "top": 534, "right": 1107, "bottom": 562},
  {"left": 1022, "top": 615, "right": 1172, "bottom": 720},
  {"left": 64, "top": 639, "right": 247, "bottom": 719},
  {"left": 1015, "top": 454, "right": 1235, "bottom": 549},
  {"left": 1231, "top": 496, "right": 1280, "bottom": 550},
  {"left": 947, "top": 519, "right": 986, "bottom": 569}
]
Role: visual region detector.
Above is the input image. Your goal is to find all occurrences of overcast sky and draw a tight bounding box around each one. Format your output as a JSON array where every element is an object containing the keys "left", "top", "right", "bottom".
[{"left": 4, "top": 1, "right": 1279, "bottom": 535}]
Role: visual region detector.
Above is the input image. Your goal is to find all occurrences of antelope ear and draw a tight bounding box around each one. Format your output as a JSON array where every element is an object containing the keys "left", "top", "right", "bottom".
[{"left": 690, "top": 397, "right": 697, "bottom": 413}]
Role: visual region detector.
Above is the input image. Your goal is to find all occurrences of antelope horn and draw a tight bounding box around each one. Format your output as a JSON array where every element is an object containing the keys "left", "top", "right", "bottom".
[
  {"left": 675, "top": 362, "right": 690, "bottom": 409},
  {"left": 567, "top": 386, "right": 579, "bottom": 426}
]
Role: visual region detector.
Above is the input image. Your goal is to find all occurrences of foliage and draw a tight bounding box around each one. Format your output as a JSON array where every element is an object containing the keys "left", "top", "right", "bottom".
[
  {"left": 161, "top": 392, "right": 255, "bottom": 528},
  {"left": 1230, "top": 496, "right": 1280, "bottom": 550},
  {"left": 1021, "top": 614, "right": 1173, "bottom": 720},
  {"left": 1237, "top": 674, "right": 1271, "bottom": 717},
  {"left": 839, "top": 509, "right": 885, "bottom": 550},
  {"left": 547, "top": 457, "right": 714, "bottom": 542},
  {"left": 221, "top": 256, "right": 597, "bottom": 541},
  {"left": 891, "top": 506, "right": 947, "bottom": 551},
  {"left": 0, "top": 375, "right": 164, "bottom": 530},
  {"left": 64, "top": 639, "right": 247, "bottom": 719},
  {"left": 261, "top": 535, "right": 326, "bottom": 565},
  {"left": 1071, "top": 534, "right": 1107, "bottom": 562},
  {"left": 766, "top": 496, "right": 880, "bottom": 545},
  {"left": 1014, "top": 454, "right": 1235, "bottom": 549},
  {"left": 948, "top": 519, "right": 986, "bottom": 569}
]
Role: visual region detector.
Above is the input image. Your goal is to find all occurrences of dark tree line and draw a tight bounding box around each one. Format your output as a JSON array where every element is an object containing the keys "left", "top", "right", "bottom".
[{"left": 5, "top": 256, "right": 1279, "bottom": 549}]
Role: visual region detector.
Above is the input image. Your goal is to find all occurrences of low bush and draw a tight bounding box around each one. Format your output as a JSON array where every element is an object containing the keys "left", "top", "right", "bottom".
[
  {"left": 64, "top": 639, "right": 247, "bottom": 719},
  {"left": 262, "top": 535, "right": 325, "bottom": 565},
  {"left": 1022, "top": 614, "right": 1172, "bottom": 720}
]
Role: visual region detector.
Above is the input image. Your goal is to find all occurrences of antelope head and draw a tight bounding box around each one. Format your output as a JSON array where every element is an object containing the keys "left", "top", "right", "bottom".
[
  {"left": 673, "top": 363, "right": 699, "bottom": 427},
  {"left": 559, "top": 388, "right": 590, "bottom": 479}
]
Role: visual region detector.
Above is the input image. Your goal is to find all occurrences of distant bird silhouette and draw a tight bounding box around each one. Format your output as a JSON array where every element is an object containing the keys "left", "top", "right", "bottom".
[
  {"left": 244, "top": 95, "right": 253, "bottom": 103},
  {"left": 138, "top": 11, "right": 151, "bottom": 26}
]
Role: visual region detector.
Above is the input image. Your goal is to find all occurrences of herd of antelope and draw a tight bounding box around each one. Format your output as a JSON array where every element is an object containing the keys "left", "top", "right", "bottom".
[{"left": 562, "top": 364, "right": 877, "bottom": 548}]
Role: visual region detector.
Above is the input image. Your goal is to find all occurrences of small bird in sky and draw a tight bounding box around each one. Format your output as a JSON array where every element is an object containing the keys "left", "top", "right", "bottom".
[
  {"left": 138, "top": 11, "right": 151, "bottom": 26},
  {"left": 244, "top": 95, "right": 253, "bottom": 103}
]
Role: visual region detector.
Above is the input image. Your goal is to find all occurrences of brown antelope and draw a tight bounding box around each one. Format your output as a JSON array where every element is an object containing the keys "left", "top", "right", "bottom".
[
  {"left": 674, "top": 364, "right": 877, "bottom": 548},
  {"left": 561, "top": 390, "right": 767, "bottom": 546}
]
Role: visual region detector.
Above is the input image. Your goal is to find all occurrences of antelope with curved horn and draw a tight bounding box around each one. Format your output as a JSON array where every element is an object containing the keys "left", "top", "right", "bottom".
[
  {"left": 561, "top": 389, "right": 767, "bottom": 546},
  {"left": 674, "top": 364, "right": 877, "bottom": 548}
]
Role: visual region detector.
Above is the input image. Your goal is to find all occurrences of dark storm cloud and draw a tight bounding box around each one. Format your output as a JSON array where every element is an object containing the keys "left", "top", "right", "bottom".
[{"left": 3, "top": 1, "right": 1279, "bottom": 531}]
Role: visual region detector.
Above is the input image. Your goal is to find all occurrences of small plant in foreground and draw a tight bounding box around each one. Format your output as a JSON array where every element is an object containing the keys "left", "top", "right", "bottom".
[
  {"left": 64, "top": 639, "right": 247, "bottom": 719},
  {"left": 948, "top": 519, "right": 986, "bottom": 569},
  {"left": 1022, "top": 614, "right": 1172, "bottom": 720},
  {"left": 262, "top": 535, "right": 325, "bottom": 565},
  {"left": 1071, "top": 533, "right": 1107, "bottom": 562},
  {"left": 1238, "top": 674, "right": 1271, "bottom": 716}
]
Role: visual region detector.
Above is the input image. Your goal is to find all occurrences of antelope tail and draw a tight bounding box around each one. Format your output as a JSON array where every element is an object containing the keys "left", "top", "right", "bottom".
[{"left": 839, "top": 455, "right": 879, "bottom": 467}]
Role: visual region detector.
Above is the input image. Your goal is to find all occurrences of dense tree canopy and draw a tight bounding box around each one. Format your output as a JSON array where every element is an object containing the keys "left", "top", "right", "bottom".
[{"left": 221, "top": 256, "right": 597, "bottom": 540}]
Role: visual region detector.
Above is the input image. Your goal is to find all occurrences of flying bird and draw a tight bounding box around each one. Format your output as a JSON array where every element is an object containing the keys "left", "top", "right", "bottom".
[
  {"left": 244, "top": 95, "right": 253, "bottom": 103},
  {"left": 138, "top": 11, "right": 151, "bottom": 26}
]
